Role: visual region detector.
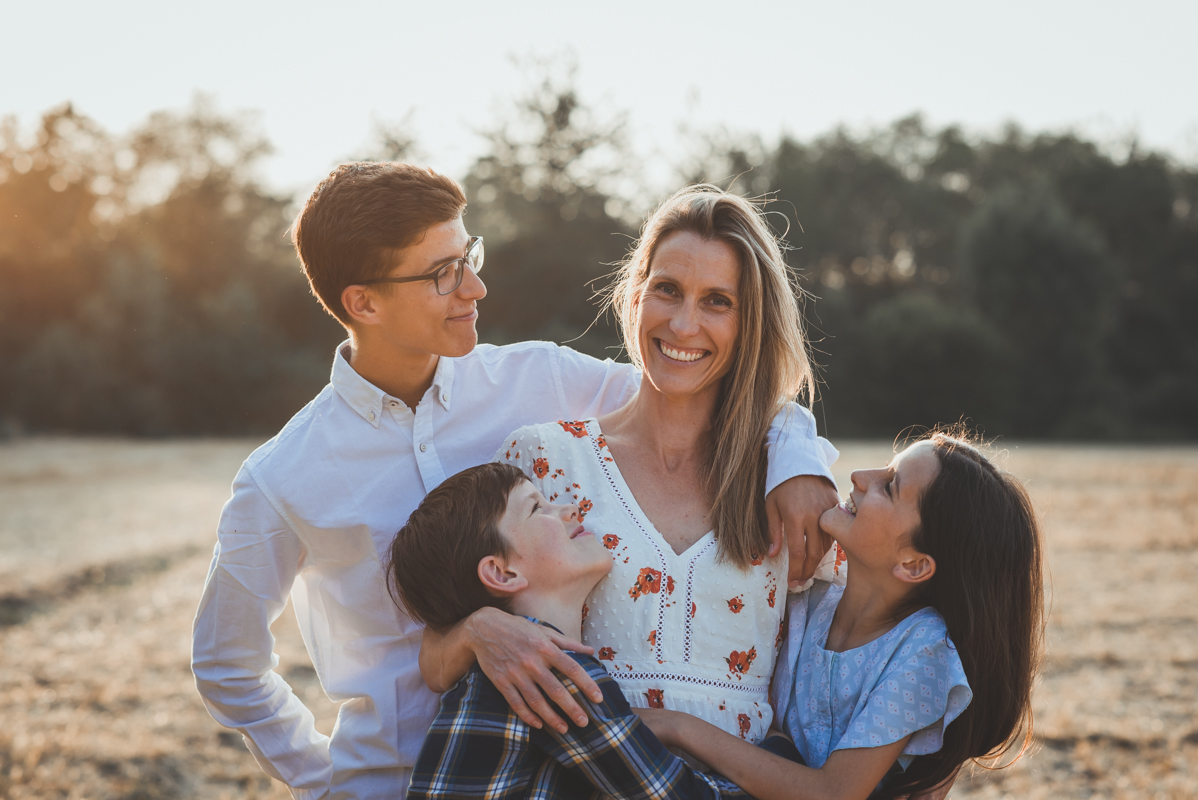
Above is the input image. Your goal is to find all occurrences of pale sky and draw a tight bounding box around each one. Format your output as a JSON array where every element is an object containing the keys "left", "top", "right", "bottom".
[{"left": 5, "top": 0, "right": 1196, "bottom": 197}]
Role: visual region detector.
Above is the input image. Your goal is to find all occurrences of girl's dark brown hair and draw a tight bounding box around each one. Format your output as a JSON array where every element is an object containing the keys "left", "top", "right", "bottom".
[
  {"left": 385, "top": 462, "right": 527, "bottom": 630},
  {"left": 881, "top": 430, "right": 1045, "bottom": 799}
]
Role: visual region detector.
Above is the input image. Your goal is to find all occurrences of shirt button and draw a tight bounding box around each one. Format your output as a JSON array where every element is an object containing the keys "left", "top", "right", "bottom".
[
  {"left": 419, "top": 443, "right": 428, "bottom": 452},
  {"left": 368, "top": 411, "right": 376, "bottom": 421},
  {"left": 441, "top": 393, "right": 449, "bottom": 402}
]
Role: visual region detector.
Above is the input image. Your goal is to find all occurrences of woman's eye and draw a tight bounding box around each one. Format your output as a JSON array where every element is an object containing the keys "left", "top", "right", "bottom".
[
  {"left": 709, "top": 295, "right": 732, "bottom": 307},
  {"left": 883, "top": 478, "right": 893, "bottom": 496}
]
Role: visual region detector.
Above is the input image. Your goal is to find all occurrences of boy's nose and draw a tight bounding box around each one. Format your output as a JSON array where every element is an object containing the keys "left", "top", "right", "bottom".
[
  {"left": 558, "top": 503, "right": 580, "bottom": 522},
  {"left": 457, "top": 264, "right": 487, "bottom": 300}
]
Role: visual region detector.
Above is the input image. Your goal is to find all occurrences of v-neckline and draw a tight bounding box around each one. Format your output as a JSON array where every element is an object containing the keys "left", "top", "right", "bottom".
[{"left": 585, "top": 418, "right": 715, "bottom": 560}]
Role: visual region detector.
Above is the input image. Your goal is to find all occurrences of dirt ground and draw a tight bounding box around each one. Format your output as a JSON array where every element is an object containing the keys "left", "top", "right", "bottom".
[{"left": 1, "top": 436, "right": 1195, "bottom": 799}]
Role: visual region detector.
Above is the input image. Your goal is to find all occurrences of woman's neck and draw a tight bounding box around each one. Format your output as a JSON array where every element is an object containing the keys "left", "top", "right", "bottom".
[
  {"left": 598, "top": 381, "right": 719, "bottom": 470},
  {"left": 824, "top": 567, "right": 920, "bottom": 653}
]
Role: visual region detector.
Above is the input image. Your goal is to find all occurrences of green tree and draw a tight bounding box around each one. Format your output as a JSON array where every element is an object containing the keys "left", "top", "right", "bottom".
[
  {"left": 464, "top": 61, "right": 636, "bottom": 357},
  {"left": 960, "top": 183, "right": 1119, "bottom": 436}
]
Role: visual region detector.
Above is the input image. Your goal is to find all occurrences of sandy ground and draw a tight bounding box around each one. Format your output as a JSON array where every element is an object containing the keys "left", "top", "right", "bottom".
[{"left": 1, "top": 436, "right": 1196, "bottom": 799}]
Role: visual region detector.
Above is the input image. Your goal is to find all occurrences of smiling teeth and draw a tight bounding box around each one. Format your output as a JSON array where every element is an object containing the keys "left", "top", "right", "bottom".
[
  {"left": 660, "top": 343, "right": 706, "bottom": 362},
  {"left": 843, "top": 496, "right": 857, "bottom": 515}
]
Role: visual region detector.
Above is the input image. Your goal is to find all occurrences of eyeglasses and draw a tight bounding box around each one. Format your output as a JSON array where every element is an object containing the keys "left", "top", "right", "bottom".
[{"left": 360, "top": 236, "right": 484, "bottom": 296}]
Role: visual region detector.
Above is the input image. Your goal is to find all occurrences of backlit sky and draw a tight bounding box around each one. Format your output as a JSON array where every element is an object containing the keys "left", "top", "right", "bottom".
[{"left": 6, "top": 0, "right": 1196, "bottom": 196}]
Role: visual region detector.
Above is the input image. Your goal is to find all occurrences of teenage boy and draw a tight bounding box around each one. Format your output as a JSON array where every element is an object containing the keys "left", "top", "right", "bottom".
[
  {"left": 191, "top": 162, "right": 838, "bottom": 799},
  {"left": 394, "top": 462, "right": 750, "bottom": 799}
]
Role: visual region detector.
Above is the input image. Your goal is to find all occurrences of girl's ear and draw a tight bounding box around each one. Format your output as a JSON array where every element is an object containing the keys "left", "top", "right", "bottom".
[
  {"left": 478, "top": 555, "right": 528, "bottom": 597},
  {"left": 894, "top": 551, "right": 936, "bottom": 585}
]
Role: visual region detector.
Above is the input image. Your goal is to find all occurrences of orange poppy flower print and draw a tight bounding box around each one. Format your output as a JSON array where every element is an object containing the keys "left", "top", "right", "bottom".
[
  {"left": 603, "top": 534, "right": 620, "bottom": 550},
  {"left": 775, "top": 619, "right": 786, "bottom": 649},
  {"left": 737, "top": 713, "right": 751, "bottom": 739},
  {"left": 725, "top": 646, "right": 757, "bottom": 678},
  {"left": 665, "top": 575, "right": 676, "bottom": 595},
  {"left": 532, "top": 458, "right": 549, "bottom": 478},
  {"left": 690, "top": 602, "right": 697, "bottom": 618},
  {"left": 558, "top": 420, "right": 588, "bottom": 438},
  {"left": 582, "top": 603, "right": 589, "bottom": 621},
  {"left": 750, "top": 553, "right": 763, "bottom": 566},
  {"left": 628, "top": 567, "right": 663, "bottom": 600},
  {"left": 578, "top": 498, "right": 593, "bottom": 517},
  {"left": 833, "top": 541, "right": 847, "bottom": 576},
  {"left": 596, "top": 434, "right": 608, "bottom": 449},
  {"left": 767, "top": 585, "right": 776, "bottom": 608},
  {"left": 598, "top": 647, "right": 616, "bottom": 661},
  {"left": 647, "top": 630, "right": 657, "bottom": 647},
  {"left": 727, "top": 595, "right": 744, "bottom": 614},
  {"left": 646, "top": 688, "right": 664, "bottom": 709}
]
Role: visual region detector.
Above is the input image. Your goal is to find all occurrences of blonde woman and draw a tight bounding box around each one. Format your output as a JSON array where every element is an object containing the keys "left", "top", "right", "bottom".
[{"left": 471, "top": 186, "right": 841, "bottom": 745}]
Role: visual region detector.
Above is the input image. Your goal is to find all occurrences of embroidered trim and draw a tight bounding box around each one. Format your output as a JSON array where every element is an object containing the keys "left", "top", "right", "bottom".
[
  {"left": 683, "top": 537, "right": 718, "bottom": 663},
  {"left": 616, "top": 671, "right": 769, "bottom": 695},
  {"left": 589, "top": 420, "right": 670, "bottom": 663}
]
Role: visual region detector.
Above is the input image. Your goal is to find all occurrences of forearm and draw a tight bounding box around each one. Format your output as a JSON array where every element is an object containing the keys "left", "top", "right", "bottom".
[
  {"left": 667, "top": 715, "right": 904, "bottom": 800},
  {"left": 191, "top": 469, "right": 330, "bottom": 794},
  {"left": 193, "top": 565, "right": 332, "bottom": 791}
]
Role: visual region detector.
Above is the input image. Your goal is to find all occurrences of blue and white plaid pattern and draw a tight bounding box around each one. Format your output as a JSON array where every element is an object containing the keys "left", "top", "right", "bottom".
[{"left": 408, "top": 651, "right": 750, "bottom": 799}]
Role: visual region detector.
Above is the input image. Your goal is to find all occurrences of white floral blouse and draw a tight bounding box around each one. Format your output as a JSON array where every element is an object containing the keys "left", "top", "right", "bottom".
[{"left": 498, "top": 418, "right": 843, "bottom": 743}]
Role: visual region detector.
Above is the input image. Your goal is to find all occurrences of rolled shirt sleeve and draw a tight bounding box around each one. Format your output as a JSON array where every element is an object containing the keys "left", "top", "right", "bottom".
[
  {"left": 764, "top": 402, "right": 840, "bottom": 496},
  {"left": 191, "top": 464, "right": 333, "bottom": 800}
]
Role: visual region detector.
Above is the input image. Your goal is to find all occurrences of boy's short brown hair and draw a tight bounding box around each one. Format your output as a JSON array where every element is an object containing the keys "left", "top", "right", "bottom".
[
  {"left": 292, "top": 162, "right": 467, "bottom": 325},
  {"left": 387, "top": 462, "right": 527, "bottom": 630}
]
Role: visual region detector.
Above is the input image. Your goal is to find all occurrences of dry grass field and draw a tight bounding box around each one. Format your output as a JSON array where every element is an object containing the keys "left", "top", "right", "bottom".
[{"left": 1, "top": 436, "right": 1195, "bottom": 799}]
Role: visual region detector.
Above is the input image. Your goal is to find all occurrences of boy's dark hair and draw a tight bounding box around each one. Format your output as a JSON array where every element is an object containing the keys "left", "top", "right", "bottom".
[
  {"left": 387, "top": 462, "right": 527, "bottom": 630},
  {"left": 292, "top": 162, "right": 467, "bottom": 325}
]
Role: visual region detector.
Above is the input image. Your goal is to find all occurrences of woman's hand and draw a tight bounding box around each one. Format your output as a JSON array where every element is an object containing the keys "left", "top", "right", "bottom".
[{"left": 766, "top": 475, "right": 840, "bottom": 588}]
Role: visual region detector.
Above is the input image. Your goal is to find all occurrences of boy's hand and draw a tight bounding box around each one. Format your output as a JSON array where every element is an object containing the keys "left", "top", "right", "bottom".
[
  {"left": 765, "top": 475, "right": 839, "bottom": 589},
  {"left": 465, "top": 609, "right": 602, "bottom": 734}
]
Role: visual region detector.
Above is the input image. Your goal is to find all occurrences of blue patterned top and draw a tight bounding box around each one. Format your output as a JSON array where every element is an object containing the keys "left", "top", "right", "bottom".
[{"left": 769, "top": 582, "right": 972, "bottom": 771}]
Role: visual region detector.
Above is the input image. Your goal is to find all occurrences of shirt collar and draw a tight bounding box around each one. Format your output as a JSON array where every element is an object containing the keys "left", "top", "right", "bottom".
[
  {"left": 331, "top": 340, "right": 457, "bottom": 425},
  {"left": 331, "top": 341, "right": 386, "bottom": 427}
]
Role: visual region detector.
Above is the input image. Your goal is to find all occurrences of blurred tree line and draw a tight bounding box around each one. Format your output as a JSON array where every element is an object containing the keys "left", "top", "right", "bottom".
[{"left": 2, "top": 78, "right": 1196, "bottom": 439}]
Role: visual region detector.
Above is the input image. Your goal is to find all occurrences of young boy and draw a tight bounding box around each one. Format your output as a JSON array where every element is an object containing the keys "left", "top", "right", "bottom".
[
  {"left": 191, "top": 162, "right": 838, "bottom": 799},
  {"left": 392, "top": 462, "right": 749, "bottom": 799}
]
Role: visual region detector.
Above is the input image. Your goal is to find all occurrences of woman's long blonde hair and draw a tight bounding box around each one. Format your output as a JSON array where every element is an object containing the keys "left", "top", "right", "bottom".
[{"left": 607, "top": 186, "right": 813, "bottom": 567}]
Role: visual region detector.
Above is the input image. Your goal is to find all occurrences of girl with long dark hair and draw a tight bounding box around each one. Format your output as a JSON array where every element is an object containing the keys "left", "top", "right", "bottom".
[{"left": 634, "top": 431, "right": 1045, "bottom": 800}]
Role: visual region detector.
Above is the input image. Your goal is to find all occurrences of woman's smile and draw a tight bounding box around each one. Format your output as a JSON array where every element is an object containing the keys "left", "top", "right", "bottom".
[{"left": 656, "top": 338, "right": 710, "bottom": 363}]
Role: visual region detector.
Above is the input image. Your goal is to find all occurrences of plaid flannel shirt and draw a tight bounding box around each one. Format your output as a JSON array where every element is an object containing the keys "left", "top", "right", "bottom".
[{"left": 407, "top": 650, "right": 750, "bottom": 800}]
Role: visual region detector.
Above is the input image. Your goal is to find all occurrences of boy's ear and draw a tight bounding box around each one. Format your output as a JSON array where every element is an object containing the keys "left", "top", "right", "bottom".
[
  {"left": 478, "top": 555, "right": 528, "bottom": 597},
  {"left": 893, "top": 550, "right": 936, "bottom": 585},
  {"left": 341, "top": 284, "right": 381, "bottom": 326}
]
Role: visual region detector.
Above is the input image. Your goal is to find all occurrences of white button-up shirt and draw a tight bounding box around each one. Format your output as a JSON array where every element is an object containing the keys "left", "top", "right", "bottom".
[{"left": 191, "top": 340, "right": 836, "bottom": 800}]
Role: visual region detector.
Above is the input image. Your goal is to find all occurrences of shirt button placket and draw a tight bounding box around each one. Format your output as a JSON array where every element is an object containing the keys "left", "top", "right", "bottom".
[{"left": 413, "top": 398, "right": 446, "bottom": 492}]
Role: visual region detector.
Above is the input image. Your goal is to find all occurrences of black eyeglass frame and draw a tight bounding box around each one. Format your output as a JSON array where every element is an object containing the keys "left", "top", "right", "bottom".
[{"left": 359, "top": 236, "right": 483, "bottom": 296}]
